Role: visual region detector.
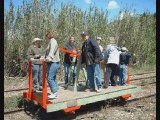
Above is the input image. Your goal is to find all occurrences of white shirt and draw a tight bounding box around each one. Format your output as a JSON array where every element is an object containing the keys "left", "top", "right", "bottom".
[
  {"left": 45, "top": 38, "right": 60, "bottom": 62},
  {"left": 104, "top": 44, "right": 121, "bottom": 65}
]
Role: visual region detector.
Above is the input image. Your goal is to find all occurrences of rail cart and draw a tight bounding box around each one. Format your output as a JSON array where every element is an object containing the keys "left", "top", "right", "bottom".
[{"left": 23, "top": 48, "right": 141, "bottom": 113}]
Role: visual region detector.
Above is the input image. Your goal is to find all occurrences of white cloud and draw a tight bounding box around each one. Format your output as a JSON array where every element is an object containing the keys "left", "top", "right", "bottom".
[
  {"left": 107, "top": 0, "right": 119, "bottom": 9},
  {"left": 119, "top": 11, "right": 134, "bottom": 20},
  {"left": 84, "top": 0, "right": 92, "bottom": 4}
]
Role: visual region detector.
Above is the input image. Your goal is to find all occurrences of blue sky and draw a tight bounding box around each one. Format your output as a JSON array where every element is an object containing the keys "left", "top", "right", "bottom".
[{"left": 4, "top": 0, "right": 156, "bottom": 22}]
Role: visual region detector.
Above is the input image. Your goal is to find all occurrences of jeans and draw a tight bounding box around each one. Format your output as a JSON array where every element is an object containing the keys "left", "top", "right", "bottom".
[
  {"left": 95, "top": 64, "right": 102, "bottom": 88},
  {"left": 106, "top": 64, "right": 117, "bottom": 87},
  {"left": 64, "top": 62, "right": 76, "bottom": 85},
  {"left": 87, "top": 64, "right": 102, "bottom": 90},
  {"left": 119, "top": 64, "right": 128, "bottom": 85},
  {"left": 47, "top": 62, "right": 60, "bottom": 93},
  {"left": 32, "top": 64, "right": 43, "bottom": 90}
]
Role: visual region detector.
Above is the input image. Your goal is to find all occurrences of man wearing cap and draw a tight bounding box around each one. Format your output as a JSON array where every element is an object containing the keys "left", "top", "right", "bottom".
[
  {"left": 104, "top": 37, "right": 121, "bottom": 88},
  {"left": 63, "top": 36, "right": 78, "bottom": 88},
  {"left": 27, "top": 38, "right": 44, "bottom": 92},
  {"left": 45, "top": 31, "right": 60, "bottom": 99},
  {"left": 119, "top": 47, "right": 131, "bottom": 85},
  {"left": 81, "top": 32, "right": 103, "bottom": 92}
]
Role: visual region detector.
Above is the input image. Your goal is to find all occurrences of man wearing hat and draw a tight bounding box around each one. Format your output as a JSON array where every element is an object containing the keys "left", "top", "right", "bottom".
[
  {"left": 63, "top": 36, "right": 78, "bottom": 88},
  {"left": 81, "top": 32, "right": 103, "bottom": 92},
  {"left": 104, "top": 37, "right": 121, "bottom": 88},
  {"left": 27, "top": 38, "right": 44, "bottom": 92},
  {"left": 119, "top": 47, "right": 131, "bottom": 85}
]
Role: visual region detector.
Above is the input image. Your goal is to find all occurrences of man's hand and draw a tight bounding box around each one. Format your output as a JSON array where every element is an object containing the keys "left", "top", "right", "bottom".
[
  {"left": 100, "top": 59, "right": 105, "bottom": 64},
  {"left": 30, "top": 58, "right": 34, "bottom": 61},
  {"left": 34, "top": 54, "right": 40, "bottom": 59}
]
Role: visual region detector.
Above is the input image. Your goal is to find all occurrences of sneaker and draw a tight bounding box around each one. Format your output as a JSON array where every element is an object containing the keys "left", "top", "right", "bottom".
[
  {"left": 90, "top": 88, "right": 96, "bottom": 92},
  {"left": 48, "top": 92, "right": 58, "bottom": 99},
  {"left": 103, "top": 84, "right": 108, "bottom": 88},
  {"left": 96, "top": 88, "right": 102, "bottom": 93}
]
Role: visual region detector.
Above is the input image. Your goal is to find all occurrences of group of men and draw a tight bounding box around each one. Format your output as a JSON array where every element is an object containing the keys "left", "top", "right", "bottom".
[{"left": 27, "top": 31, "right": 131, "bottom": 99}]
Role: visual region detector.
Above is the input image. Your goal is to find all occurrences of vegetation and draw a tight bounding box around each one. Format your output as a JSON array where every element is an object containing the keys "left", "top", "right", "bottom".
[{"left": 4, "top": 0, "right": 156, "bottom": 77}]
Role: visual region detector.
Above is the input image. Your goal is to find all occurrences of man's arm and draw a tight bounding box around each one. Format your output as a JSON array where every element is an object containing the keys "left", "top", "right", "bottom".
[
  {"left": 46, "top": 39, "right": 58, "bottom": 61},
  {"left": 26, "top": 46, "right": 35, "bottom": 60},
  {"left": 90, "top": 39, "right": 103, "bottom": 61}
]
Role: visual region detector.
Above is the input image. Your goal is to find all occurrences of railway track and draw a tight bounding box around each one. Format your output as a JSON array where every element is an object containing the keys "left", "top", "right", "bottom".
[
  {"left": 4, "top": 71, "right": 156, "bottom": 119},
  {"left": 4, "top": 71, "right": 156, "bottom": 93}
]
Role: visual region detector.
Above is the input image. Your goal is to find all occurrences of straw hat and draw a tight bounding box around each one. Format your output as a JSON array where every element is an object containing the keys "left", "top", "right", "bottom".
[{"left": 32, "top": 38, "right": 42, "bottom": 43}]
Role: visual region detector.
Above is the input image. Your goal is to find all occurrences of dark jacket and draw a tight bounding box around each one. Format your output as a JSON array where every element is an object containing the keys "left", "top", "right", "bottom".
[
  {"left": 64, "top": 42, "right": 77, "bottom": 65},
  {"left": 81, "top": 38, "right": 103, "bottom": 66},
  {"left": 119, "top": 52, "right": 131, "bottom": 65}
]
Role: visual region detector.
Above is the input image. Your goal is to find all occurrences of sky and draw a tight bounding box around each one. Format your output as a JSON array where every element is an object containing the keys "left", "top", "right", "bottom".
[{"left": 4, "top": 0, "right": 156, "bottom": 22}]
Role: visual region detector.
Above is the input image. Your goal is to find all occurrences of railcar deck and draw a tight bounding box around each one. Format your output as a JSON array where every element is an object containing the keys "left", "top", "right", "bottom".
[{"left": 34, "top": 84, "right": 141, "bottom": 112}]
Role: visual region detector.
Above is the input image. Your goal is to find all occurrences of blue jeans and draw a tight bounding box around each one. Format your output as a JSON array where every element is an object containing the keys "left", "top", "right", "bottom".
[
  {"left": 119, "top": 64, "right": 128, "bottom": 85},
  {"left": 47, "top": 62, "right": 60, "bottom": 93},
  {"left": 95, "top": 64, "right": 102, "bottom": 88},
  {"left": 64, "top": 62, "right": 76, "bottom": 85},
  {"left": 87, "top": 64, "right": 102, "bottom": 90},
  {"left": 32, "top": 64, "right": 43, "bottom": 90}
]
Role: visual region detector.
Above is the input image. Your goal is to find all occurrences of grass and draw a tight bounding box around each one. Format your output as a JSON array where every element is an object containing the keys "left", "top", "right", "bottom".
[{"left": 130, "top": 64, "right": 156, "bottom": 74}]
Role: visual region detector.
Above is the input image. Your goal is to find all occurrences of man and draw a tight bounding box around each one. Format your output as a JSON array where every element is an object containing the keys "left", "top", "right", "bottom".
[
  {"left": 63, "top": 36, "right": 78, "bottom": 88},
  {"left": 119, "top": 47, "right": 131, "bottom": 85},
  {"left": 104, "top": 37, "right": 121, "bottom": 88},
  {"left": 96, "top": 37, "right": 103, "bottom": 53},
  {"left": 27, "top": 38, "right": 44, "bottom": 92},
  {"left": 81, "top": 32, "right": 103, "bottom": 92},
  {"left": 45, "top": 31, "right": 60, "bottom": 99},
  {"left": 96, "top": 37, "right": 106, "bottom": 84}
]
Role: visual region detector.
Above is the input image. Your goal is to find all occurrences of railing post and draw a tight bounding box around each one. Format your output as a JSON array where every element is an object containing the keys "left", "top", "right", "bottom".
[
  {"left": 42, "top": 61, "right": 48, "bottom": 108},
  {"left": 28, "top": 61, "right": 33, "bottom": 99},
  {"left": 127, "top": 64, "right": 131, "bottom": 84}
]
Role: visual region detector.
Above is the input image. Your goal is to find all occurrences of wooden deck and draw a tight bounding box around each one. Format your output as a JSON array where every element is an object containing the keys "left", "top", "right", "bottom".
[{"left": 34, "top": 84, "right": 141, "bottom": 112}]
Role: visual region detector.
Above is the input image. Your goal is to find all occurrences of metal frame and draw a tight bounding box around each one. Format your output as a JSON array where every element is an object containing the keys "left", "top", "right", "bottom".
[{"left": 23, "top": 49, "right": 140, "bottom": 113}]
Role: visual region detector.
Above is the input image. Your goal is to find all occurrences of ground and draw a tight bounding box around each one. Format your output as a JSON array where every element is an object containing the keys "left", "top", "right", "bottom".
[{"left": 4, "top": 75, "right": 156, "bottom": 120}]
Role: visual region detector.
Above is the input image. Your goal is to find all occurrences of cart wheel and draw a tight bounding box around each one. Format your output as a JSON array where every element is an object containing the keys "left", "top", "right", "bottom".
[{"left": 24, "top": 100, "right": 35, "bottom": 117}]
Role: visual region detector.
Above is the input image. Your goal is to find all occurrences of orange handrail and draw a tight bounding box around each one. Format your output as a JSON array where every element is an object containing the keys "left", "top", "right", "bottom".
[
  {"left": 59, "top": 48, "right": 81, "bottom": 57},
  {"left": 28, "top": 61, "right": 33, "bottom": 99},
  {"left": 42, "top": 61, "right": 48, "bottom": 108}
]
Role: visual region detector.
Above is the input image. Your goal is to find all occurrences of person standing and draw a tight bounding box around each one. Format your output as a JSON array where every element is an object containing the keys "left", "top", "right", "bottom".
[
  {"left": 45, "top": 31, "right": 60, "bottom": 99},
  {"left": 119, "top": 47, "right": 131, "bottom": 85},
  {"left": 63, "top": 36, "right": 78, "bottom": 88},
  {"left": 81, "top": 32, "right": 103, "bottom": 92},
  {"left": 27, "top": 38, "right": 44, "bottom": 92},
  {"left": 96, "top": 37, "right": 106, "bottom": 86},
  {"left": 104, "top": 37, "right": 121, "bottom": 88}
]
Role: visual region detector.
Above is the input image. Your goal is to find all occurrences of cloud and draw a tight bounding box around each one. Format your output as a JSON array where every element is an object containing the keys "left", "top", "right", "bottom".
[
  {"left": 107, "top": 0, "right": 119, "bottom": 9},
  {"left": 119, "top": 11, "right": 134, "bottom": 20},
  {"left": 84, "top": 0, "right": 92, "bottom": 4}
]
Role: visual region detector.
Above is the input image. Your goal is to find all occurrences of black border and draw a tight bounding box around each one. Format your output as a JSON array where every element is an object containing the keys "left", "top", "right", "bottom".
[
  {"left": 156, "top": 0, "right": 159, "bottom": 119},
  {"left": 1, "top": 0, "right": 4, "bottom": 119}
]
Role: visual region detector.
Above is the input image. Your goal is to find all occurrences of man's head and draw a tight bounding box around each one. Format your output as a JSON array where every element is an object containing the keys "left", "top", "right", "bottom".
[
  {"left": 109, "top": 37, "right": 116, "bottom": 44},
  {"left": 32, "top": 38, "right": 42, "bottom": 47},
  {"left": 46, "top": 31, "right": 55, "bottom": 40},
  {"left": 69, "top": 36, "right": 75, "bottom": 43},
  {"left": 96, "top": 37, "right": 102, "bottom": 44},
  {"left": 81, "top": 31, "right": 89, "bottom": 41}
]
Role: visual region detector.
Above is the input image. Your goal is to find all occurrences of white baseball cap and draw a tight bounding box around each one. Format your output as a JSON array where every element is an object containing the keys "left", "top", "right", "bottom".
[{"left": 121, "top": 47, "right": 128, "bottom": 51}]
